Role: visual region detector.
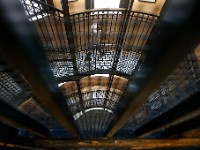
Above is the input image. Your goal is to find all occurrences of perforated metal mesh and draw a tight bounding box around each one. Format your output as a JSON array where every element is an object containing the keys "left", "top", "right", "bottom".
[
  {"left": 0, "top": 59, "right": 71, "bottom": 137},
  {"left": 21, "top": 1, "right": 157, "bottom": 77},
  {"left": 0, "top": 60, "right": 29, "bottom": 107},
  {"left": 19, "top": 0, "right": 158, "bottom": 138},
  {"left": 2, "top": 0, "right": 198, "bottom": 141},
  {"left": 0, "top": 67, "right": 22, "bottom": 104},
  {"left": 118, "top": 52, "right": 200, "bottom": 136},
  {"left": 20, "top": 0, "right": 74, "bottom": 77},
  {"left": 70, "top": 10, "right": 156, "bottom": 75}
]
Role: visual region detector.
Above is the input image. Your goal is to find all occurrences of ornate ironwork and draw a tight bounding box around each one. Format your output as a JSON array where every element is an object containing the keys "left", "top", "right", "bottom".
[
  {"left": 1, "top": 0, "right": 197, "bottom": 139},
  {"left": 19, "top": 0, "right": 158, "bottom": 137}
]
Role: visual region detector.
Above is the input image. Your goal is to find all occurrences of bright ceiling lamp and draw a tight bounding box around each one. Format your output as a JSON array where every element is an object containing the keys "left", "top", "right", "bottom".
[
  {"left": 73, "top": 107, "right": 113, "bottom": 120},
  {"left": 58, "top": 82, "right": 66, "bottom": 87},
  {"left": 139, "top": 0, "right": 156, "bottom": 3},
  {"left": 68, "top": 0, "right": 78, "bottom": 2},
  {"left": 91, "top": 74, "right": 109, "bottom": 77},
  {"left": 94, "top": 0, "right": 120, "bottom": 9}
]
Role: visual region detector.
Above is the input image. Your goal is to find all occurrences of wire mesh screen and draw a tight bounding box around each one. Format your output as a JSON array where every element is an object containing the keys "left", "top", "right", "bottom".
[
  {"left": 5, "top": 0, "right": 199, "bottom": 141},
  {"left": 0, "top": 59, "right": 29, "bottom": 107},
  {"left": 19, "top": 0, "right": 158, "bottom": 138},
  {"left": 20, "top": 0, "right": 157, "bottom": 77},
  {"left": 0, "top": 72, "right": 22, "bottom": 103},
  {"left": 117, "top": 51, "right": 200, "bottom": 137},
  {"left": 70, "top": 10, "right": 157, "bottom": 75},
  {"left": 20, "top": 0, "right": 74, "bottom": 77},
  {"left": 0, "top": 57, "right": 71, "bottom": 138},
  {"left": 60, "top": 76, "right": 128, "bottom": 137}
]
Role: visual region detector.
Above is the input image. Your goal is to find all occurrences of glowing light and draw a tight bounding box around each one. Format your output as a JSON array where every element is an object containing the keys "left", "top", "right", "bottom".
[
  {"left": 94, "top": 0, "right": 120, "bottom": 9},
  {"left": 139, "top": 0, "right": 156, "bottom": 2},
  {"left": 91, "top": 74, "right": 109, "bottom": 77},
  {"left": 73, "top": 107, "right": 113, "bottom": 120},
  {"left": 58, "top": 82, "right": 66, "bottom": 87}
]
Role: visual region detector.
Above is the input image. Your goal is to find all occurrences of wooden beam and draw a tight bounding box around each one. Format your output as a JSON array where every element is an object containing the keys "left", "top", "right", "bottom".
[
  {"left": 135, "top": 92, "right": 200, "bottom": 137},
  {"left": 0, "top": 0, "right": 78, "bottom": 137},
  {"left": 0, "top": 122, "right": 19, "bottom": 137},
  {"left": 0, "top": 100, "right": 49, "bottom": 137},
  {"left": 139, "top": 109, "right": 200, "bottom": 138},
  {"left": 107, "top": 0, "right": 200, "bottom": 137},
  {"left": 0, "top": 138, "right": 200, "bottom": 149},
  {"left": 181, "top": 128, "right": 200, "bottom": 138},
  {"left": 0, "top": 143, "right": 48, "bottom": 150},
  {"left": 159, "top": 113, "right": 200, "bottom": 138}
]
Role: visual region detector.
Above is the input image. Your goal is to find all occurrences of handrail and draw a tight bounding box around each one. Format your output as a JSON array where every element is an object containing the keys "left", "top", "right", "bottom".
[{"left": 70, "top": 8, "right": 159, "bottom": 17}]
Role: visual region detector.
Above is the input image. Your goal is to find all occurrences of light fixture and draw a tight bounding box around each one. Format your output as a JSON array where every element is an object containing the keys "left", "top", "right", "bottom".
[
  {"left": 139, "top": 0, "right": 156, "bottom": 3},
  {"left": 68, "top": 0, "right": 78, "bottom": 2},
  {"left": 91, "top": 74, "right": 109, "bottom": 77},
  {"left": 94, "top": 0, "right": 120, "bottom": 8}
]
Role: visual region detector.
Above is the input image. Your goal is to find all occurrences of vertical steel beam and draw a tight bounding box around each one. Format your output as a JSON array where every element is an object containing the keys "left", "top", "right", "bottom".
[
  {"left": 61, "top": 0, "right": 85, "bottom": 125},
  {"left": 107, "top": 0, "right": 200, "bottom": 137},
  {"left": 0, "top": 0, "right": 78, "bottom": 137},
  {"left": 103, "top": 0, "right": 134, "bottom": 108},
  {"left": 119, "top": 0, "right": 130, "bottom": 8},
  {"left": 85, "top": 0, "right": 94, "bottom": 9}
]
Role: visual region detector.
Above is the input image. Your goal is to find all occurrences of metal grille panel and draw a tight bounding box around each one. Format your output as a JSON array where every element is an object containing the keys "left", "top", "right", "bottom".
[
  {"left": 0, "top": 71, "right": 22, "bottom": 103},
  {"left": 21, "top": 0, "right": 157, "bottom": 77},
  {"left": 118, "top": 52, "right": 200, "bottom": 136},
  {"left": 0, "top": 60, "right": 70, "bottom": 138},
  {"left": 60, "top": 76, "right": 128, "bottom": 136},
  {"left": 19, "top": 0, "right": 158, "bottom": 138},
  {"left": 70, "top": 10, "right": 157, "bottom": 75}
]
